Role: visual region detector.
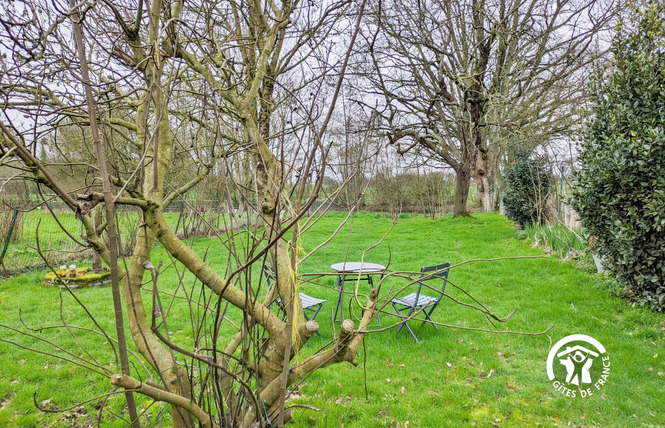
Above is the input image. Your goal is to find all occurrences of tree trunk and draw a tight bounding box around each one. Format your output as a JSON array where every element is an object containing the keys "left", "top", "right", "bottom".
[
  {"left": 91, "top": 206, "right": 103, "bottom": 272},
  {"left": 474, "top": 146, "right": 501, "bottom": 212},
  {"left": 477, "top": 173, "right": 499, "bottom": 212},
  {"left": 124, "top": 90, "right": 194, "bottom": 428},
  {"left": 69, "top": 6, "right": 140, "bottom": 425},
  {"left": 452, "top": 163, "right": 472, "bottom": 217}
]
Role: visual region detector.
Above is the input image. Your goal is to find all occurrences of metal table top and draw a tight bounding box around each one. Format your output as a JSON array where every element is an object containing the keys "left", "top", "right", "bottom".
[{"left": 330, "top": 262, "right": 385, "bottom": 273}]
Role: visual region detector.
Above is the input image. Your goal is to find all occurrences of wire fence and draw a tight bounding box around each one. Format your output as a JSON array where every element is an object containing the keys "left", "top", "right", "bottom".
[
  {"left": 0, "top": 188, "right": 489, "bottom": 277},
  {"left": 0, "top": 207, "right": 90, "bottom": 276},
  {"left": 0, "top": 201, "right": 268, "bottom": 277}
]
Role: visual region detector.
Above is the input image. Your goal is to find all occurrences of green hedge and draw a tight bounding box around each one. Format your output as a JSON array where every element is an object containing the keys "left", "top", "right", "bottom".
[{"left": 571, "top": 7, "right": 665, "bottom": 311}]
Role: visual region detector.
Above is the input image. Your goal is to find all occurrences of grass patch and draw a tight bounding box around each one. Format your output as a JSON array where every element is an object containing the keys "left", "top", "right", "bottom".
[{"left": 0, "top": 212, "right": 663, "bottom": 426}]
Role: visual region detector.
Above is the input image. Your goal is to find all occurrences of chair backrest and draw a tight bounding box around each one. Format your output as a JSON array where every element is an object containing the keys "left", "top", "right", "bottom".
[
  {"left": 415, "top": 262, "right": 451, "bottom": 304},
  {"left": 263, "top": 264, "right": 276, "bottom": 287}
]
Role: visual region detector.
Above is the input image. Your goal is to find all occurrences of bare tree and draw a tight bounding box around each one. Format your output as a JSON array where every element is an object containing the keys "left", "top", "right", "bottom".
[
  {"left": 0, "top": 1, "right": 553, "bottom": 426},
  {"left": 327, "top": 100, "right": 381, "bottom": 209},
  {"left": 0, "top": 0, "right": 373, "bottom": 425},
  {"left": 362, "top": 0, "right": 617, "bottom": 216}
]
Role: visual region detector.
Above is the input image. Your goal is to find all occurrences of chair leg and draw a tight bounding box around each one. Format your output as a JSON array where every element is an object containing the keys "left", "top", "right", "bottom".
[
  {"left": 309, "top": 303, "right": 323, "bottom": 337},
  {"left": 274, "top": 299, "right": 287, "bottom": 321},
  {"left": 400, "top": 311, "right": 420, "bottom": 343},
  {"left": 404, "top": 323, "right": 420, "bottom": 343},
  {"left": 421, "top": 304, "right": 439, "bottom": 331},
  {"left": 392, "top": 304, "right": 420, "bottom": 342},
  {"left": 392, "top": 303, "right": 407, "bottom": 333}
]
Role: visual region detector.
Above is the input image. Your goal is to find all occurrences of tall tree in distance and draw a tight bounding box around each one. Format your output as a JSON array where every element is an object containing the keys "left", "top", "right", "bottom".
[{"left": 363, "top": 0, "right": 617, "bottom": 216}]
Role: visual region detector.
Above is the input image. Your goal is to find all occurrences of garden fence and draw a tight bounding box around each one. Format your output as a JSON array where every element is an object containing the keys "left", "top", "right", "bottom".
[
  {"left": 0, "top": 201, "right": 263, "bottom": 276},
  {"left": 0, "top": 206, "right": 91, "bottom": 276}
]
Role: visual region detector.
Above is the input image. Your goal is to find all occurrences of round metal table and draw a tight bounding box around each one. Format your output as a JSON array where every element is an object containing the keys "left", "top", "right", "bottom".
[{"left": 331, "top": 262, "right": 386, "bottom": 323}]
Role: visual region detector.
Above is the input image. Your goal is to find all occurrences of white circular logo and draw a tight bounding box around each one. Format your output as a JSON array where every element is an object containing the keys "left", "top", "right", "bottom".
[{"left": 546, "top": 334, "right": 610, "bottom": 398}]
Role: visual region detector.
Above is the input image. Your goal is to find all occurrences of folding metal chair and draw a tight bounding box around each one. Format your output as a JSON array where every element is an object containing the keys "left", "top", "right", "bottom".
[
  {"left": 263, "top": 265, "right": 325, "bottom": 336},
  {"left": 391, "top": 262, "right": 450, "bottom": 343}
]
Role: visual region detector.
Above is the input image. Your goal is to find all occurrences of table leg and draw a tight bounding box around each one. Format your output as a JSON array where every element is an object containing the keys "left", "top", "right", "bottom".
[
  {"left": 334, "top": 275, "right": 344, "bottom": 322},
  {"left": 363, "top": 275, "right": 382, "bottom": 326},
  {"left": 347, "top": 274, "right": 371, "bottom": 322},
  {"left": 374, "top": 274, "right": 383, "bottom": 326}
]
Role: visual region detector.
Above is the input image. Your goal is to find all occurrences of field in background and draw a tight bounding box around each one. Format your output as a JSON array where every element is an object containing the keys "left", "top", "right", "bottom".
[{"left": 0, "top": 212, "right": 663, "bottom": 427}]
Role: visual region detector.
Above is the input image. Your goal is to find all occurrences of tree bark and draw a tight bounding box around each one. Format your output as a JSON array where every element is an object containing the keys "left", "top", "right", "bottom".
[
  {"left": 453, "top": 162, "right": 472, "bottom": 217},
  {"left": 474, "top": 156, "right": 499, "bottom": 212}
]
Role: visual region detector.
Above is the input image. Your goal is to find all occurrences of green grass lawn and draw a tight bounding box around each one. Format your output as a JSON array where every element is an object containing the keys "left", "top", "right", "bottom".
[{"left": 0, "top": 212, "right": 663, "bottom": 427}]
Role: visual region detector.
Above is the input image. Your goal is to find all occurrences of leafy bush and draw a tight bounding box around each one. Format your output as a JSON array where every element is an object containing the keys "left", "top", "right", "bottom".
[
  {"left": 571, "top": 7, "right": 665, "bottom": 311},
  {"left": 502, "top": 144, "right": 551, "bottom": 227}
]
